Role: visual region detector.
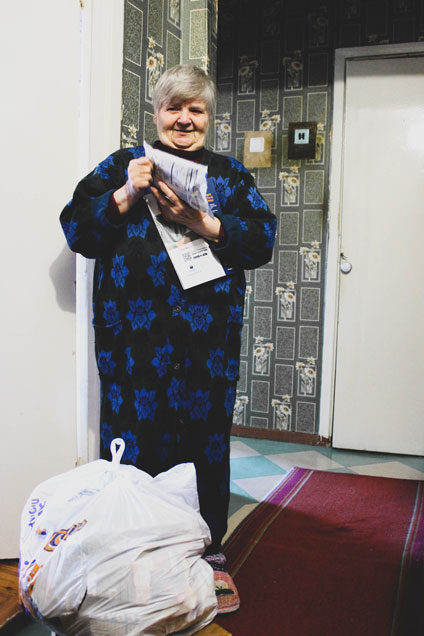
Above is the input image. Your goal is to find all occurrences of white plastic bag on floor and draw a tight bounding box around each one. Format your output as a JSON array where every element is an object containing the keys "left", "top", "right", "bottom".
[{"left": 19, "top": 438, "right": 217, "bottom": 635}]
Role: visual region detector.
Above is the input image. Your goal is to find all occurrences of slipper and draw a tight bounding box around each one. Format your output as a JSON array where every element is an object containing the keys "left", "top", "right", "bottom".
[{"left": 213, "top": 570, "right": 240, "bottom": 614}]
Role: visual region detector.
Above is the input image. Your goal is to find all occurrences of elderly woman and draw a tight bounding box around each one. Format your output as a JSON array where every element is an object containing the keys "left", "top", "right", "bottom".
[{"left": 60, "top": 64, "right": 276, "bottom": 614}]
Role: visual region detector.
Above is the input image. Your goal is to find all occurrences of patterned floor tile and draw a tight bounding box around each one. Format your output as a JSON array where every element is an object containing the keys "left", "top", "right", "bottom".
[
  {"left": 230, "top": 455, "right": 287, "bottom": 480},
  {"left": 265, "top": 450, "right": 345, "bottom": 472},
  {"left": 317, "top": 446, "right": 392, "bottom": 466},
  {"left": 224, "top": 503, "right": 258, "bottom": 543},
  {"left": 232, "top": 436, "right": 301, "bottom": 456},
  {"left": 233, "top": 473, "right": 288, "bottom": 502},
  {"left": 228, "top": 488, "right": 257, "bottom": 519},
  {"left": 326, "top": 447, "right": 424, "bottom": 469},
  {"left": 380, "top": 454, "right": 424, "bottom": 471},
  {"left": 229, "top": 480, "right": 257, "bottom": 500},
  {"left": 228, "top": 438, "right": 424, "bottom": 517},
  {"left": 349, "top": 461, "right": 424, "bottom": 480},
  {"left": 230, "top": 440, "right": 261, "bottom": 459}
]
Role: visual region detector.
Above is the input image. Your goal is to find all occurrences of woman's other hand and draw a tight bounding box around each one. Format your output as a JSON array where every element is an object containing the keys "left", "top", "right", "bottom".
[
  {"left": 151, "top": 180, "right": 222, "bottom": 243},
  {"left": 112, "top": 157, "right": 154, "bottom": 214}
]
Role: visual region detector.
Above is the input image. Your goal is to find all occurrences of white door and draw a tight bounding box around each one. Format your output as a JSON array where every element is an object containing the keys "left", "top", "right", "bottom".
[{"left": 330, "top": 46, "right": 424, "bottom": 455}]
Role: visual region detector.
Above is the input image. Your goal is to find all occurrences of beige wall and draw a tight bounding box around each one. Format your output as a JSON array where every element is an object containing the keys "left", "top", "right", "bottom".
[{"left": 0, "top": 0, "right": 123, "bottom": 557}]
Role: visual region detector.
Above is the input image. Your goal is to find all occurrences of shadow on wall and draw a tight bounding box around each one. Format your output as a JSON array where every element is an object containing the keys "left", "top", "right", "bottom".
[{"left": 49, "top": 244, "right": 76, "bottom": 313}]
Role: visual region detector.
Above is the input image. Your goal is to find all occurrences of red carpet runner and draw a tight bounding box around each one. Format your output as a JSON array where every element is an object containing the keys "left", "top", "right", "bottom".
[{"left": 217, "top": 468, "right": 424, "bottom": 636}]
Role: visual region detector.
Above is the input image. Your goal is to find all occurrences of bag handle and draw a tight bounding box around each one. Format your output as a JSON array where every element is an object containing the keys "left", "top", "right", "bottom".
[{"left": 110, "top": 438, "right": 126, "bottom": 467}]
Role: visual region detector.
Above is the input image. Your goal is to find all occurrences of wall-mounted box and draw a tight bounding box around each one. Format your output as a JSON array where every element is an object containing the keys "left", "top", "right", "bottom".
[
  {"left": 288, "top": 122, "right": 317, "bottom": 159},
  {"left": 243, "top": 130, "right": 272, "bottom": 168}
]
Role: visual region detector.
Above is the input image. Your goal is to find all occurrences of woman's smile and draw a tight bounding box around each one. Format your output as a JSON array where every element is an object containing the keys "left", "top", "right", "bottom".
[{"left": 154, "top": 99, "right": 209, "bottom": 151}]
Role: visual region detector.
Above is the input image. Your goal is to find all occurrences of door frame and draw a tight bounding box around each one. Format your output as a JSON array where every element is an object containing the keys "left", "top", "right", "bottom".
[
  {"left": 76, "top": 0, "right": 124, "bottom": 464},
  {"left": 318, "top": 41, "right": 424, "bottom": 442}
]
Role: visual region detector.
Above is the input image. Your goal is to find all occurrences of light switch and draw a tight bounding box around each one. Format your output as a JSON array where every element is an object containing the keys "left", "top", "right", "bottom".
[
  {"left": 249, "top": 136, "right": 265, "bottom": 153},
  {"left": 288, "top": 122, "right": 317, "bottom": 159}
]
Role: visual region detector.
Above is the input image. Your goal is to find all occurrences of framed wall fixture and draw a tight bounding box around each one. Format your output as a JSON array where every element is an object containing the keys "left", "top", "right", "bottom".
[
  {"left": 288, "top": 121, "right": 317, "bottom": 159},
  {"left": 243, "top": 130, "right": 272, "bottom": 168}
]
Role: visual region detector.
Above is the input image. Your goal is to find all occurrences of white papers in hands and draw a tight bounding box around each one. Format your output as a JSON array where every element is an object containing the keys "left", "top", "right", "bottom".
[
  {"left": 144, "top": 193, "right": 226, "bottom": 290},
  {"left": 144, "top": 141, "right": 212, "bottom": 217}
]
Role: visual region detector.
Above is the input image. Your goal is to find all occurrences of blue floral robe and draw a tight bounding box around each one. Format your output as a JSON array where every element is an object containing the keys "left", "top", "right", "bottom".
[{"left": 60, "top": 144, "right": 276, "bottom": 552}]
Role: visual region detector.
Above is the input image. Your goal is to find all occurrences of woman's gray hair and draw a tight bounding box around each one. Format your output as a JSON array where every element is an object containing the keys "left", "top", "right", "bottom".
[{"left": 153, "top": 65, "right": 216, "bottom": 117}]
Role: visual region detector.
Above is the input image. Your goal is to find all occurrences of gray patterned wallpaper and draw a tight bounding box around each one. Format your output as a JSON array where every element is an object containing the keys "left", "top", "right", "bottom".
[
  {"left": 121, "top": 0, "right": 217, "bottom": 149},
  {"left": 215, "top": 0, "right": 424, "bottom": 440},
  {"left": 121, "top": 0, "right": 424, "bottom": 442}
]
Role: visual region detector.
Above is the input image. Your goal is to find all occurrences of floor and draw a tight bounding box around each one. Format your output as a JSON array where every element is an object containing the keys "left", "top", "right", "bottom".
[
  {"left": 4, "top": 436, "right": 424, "bottom": 635},
  {"left": 224, "top": 436, "right": 424, "bottom": 539}
]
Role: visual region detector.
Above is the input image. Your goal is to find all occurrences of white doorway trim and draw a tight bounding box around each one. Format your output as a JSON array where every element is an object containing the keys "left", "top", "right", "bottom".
[
  {"left": 76, "top": 0, "right": 124, "bottom": 464},
  {"left": 318, "top": 41, "right": 424, "bottom": 442}
]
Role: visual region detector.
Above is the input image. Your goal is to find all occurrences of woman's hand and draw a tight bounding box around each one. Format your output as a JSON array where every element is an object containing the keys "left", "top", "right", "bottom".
[
  {"left": 151, "top": 180, "right": 222, "bottom": 243},
  {"left": 112, "top": 157, "right": 154, "bottom": 214}
]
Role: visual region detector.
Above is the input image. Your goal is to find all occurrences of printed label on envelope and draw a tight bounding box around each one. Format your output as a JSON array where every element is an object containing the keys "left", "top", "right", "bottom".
[{"left": 144, "top": 194, "right": 226, "bottom": 290}]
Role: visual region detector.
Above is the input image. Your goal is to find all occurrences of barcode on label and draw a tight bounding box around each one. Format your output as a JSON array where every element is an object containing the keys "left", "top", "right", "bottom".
[{"left": 182, "top": 252, "right": 192, "bottom": 263}]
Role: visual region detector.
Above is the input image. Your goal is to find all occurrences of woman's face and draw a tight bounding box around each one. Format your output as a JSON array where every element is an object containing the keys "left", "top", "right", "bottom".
[{"left": 154, "top": 98, "right": 209, "bottom": 151}]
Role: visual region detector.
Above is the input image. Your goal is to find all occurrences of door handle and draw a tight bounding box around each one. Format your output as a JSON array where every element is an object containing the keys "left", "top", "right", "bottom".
[{"left": 340, "top": 253, "right": 352, "bottom": 274}]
